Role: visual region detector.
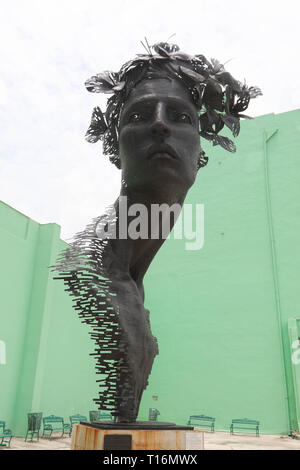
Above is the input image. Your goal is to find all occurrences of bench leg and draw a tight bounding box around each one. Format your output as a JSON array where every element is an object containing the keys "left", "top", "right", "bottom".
[
  {"left": 1, "top": 436, "right": 12, "bottom": 448},
  {"left": 43, "top": 429, "right": 52, "bottom": 439}
]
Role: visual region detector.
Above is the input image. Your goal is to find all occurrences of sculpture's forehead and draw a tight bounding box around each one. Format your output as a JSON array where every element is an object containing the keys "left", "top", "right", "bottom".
[{"left": 123, "top": 78, "right": 196, "bottom": 110}]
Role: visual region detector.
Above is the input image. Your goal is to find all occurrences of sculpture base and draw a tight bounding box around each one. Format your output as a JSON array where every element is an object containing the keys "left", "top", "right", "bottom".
[{"left": 71, "top": 422, "right": 204, "bottom": 450}]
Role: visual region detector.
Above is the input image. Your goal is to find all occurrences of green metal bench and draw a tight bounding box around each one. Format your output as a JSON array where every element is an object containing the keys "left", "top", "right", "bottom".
[
  {"left": 69, "top": 414, "right": 88, "bottom": 436},
  {"left": 149, "top": 408, "right": 160, "bottom": 421},
  {"left": 42, "top": 415, "right": 71, "bottom": 439},
  {"left": 230, "top": 418, "right": 260, "bottom": 437},
  {"left": 187, "top": 415, "right": 215, "bottom": 432},
  {"left": 0, "top": 421, "right": 13, "bottom": 448},
  {"left": 99, "top": 412, "right": 113, "bottom": 420},
  {"left": 89, "top": 411, "right": 113, "bottom": 421}
]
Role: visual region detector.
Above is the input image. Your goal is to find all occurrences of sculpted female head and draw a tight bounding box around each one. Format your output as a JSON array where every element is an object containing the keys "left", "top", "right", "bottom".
[
  {"left": 118, "top": 77, "right": 202, "bottom": 192},
  {"left": 85, "top": 41, "right": 262, "bottom": 187}
]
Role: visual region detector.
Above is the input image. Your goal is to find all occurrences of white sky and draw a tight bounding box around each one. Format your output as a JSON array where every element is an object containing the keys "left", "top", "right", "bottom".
[{"left": 1, "top": 0, "right": 299, "bottom": 240}]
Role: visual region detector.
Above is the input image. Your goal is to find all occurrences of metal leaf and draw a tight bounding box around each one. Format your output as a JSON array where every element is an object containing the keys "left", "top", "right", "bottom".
[
  {"left": 231, "top": 93, "right": 250, "bottom": 113},
  {"left": 194, "top": 54, "right": 213, "bottom": 71},
  {"left": 215, "top": 71, "right": 242, "bottom": 93},
  {"left": 85, "top": 72, "right": 117, "bottom": 94},
  {"left": 235, "top": 113, "right": 252, "bottom": 120},
  {"left": 152, "top": 42, "right": 180, "bottom": 55},
  {"left": 85, "top": 107, "right": 108, "bottom": 143},
  {"left": 200, "top": 131, "right": 236, "bottom": 152},
  {"left": 153, "top": 45, "right": 171, "bottom": 58},
  {"left": 248, "top": 86, "right": 263, "bottom": 98},
  {"left": 179, "top": 66, "right": 205, "bottom": 82},
  {"left": 221, "top": 114, "right": 240, "bottom": 137},
  {"left": 199, "top": 131, "right": 215, "bottom": 142},
  {"left": 203, "top": 80, "right": 223, "bottom": 111},
  {"left": 211, "top": 58, "right": 225, "bottom": 74},
  {"left": 172, "top": 52, "right": 192, "bottom": 61},
  {"left": 213, "top": 135, "right": 236, "bottom": 152},
  {"left": 113, "top": 81, "right": 125, "bottom": 92}
]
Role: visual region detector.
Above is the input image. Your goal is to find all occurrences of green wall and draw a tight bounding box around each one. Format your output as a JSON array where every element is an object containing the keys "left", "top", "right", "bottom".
[
  {"left": 0, "top": 204, "right": 97, "bottom": 435},
  {"left": 1, "top": 109, "right": 300, "bottom": 435},
  {"left": 141, "top": 109, "right": 300, "bottom": 434}
]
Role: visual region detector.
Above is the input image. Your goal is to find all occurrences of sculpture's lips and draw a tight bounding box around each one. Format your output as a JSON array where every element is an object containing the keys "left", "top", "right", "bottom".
[{"left": 147, "top": 144, "right": 179, "bottom": 161}]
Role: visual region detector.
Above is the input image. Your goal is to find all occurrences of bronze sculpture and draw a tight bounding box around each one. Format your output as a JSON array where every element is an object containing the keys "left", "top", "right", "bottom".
[{"left": 53, "top": 41, "right": 261, "bottom": 423}]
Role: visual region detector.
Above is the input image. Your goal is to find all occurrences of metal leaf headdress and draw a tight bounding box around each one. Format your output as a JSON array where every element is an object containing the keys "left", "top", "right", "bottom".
[{"left": 85, "top": 41, "right": 262, "bottom": 169}]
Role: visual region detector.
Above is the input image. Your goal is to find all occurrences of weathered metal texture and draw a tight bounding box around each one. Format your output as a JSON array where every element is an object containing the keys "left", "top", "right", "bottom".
[
  {"left": 52, "top": 215, "right": 158, "bottom": 422},
  {"left": 71, "top": 423, "right": 204, "bottom": 450}
]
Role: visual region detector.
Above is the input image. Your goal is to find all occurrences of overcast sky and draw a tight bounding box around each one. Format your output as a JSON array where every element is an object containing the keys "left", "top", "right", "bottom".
[{"left": 1, "top": 0, "right": 299, "bottom": 240}]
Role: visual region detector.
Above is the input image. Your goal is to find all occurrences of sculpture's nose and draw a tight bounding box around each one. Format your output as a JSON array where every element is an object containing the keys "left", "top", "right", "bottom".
[{"left": 150, "top": 103, "right": 171, "bottom": 140}]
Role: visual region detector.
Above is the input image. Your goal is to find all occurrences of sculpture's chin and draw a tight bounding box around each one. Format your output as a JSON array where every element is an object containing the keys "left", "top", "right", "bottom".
[{"left": 122, "top": 169, "right": 197, "bottom": 198}]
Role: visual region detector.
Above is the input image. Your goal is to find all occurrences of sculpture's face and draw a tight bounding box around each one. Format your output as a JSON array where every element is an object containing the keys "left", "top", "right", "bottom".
[{"left": 119, "top": 78, "right": 201, "bottom": 193}]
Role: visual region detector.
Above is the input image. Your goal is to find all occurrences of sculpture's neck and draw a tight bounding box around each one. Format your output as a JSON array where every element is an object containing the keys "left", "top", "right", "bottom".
[
  {"left": 119, "top": 183, "right": 187, "bottom": 207},
  {"left": 110, "top": 184, "right": 188, "bottom": 300}
]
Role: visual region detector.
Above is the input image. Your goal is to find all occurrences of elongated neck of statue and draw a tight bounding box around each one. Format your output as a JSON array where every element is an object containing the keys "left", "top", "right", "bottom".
[
  {"left": 119, "top": 183, "right": 187, "bottom": 208},
  {"left": 110, "top": 185, "right": 187, "bottom": 290}
]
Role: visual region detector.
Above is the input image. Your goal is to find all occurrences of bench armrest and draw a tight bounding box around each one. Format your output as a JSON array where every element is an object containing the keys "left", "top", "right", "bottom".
[{"left": 4, "top": 429, "right": 13, "bottom": 435}]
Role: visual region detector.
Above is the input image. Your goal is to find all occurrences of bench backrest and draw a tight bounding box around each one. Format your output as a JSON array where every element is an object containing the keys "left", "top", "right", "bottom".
[
  {"left": 43, "top": 415, "right": 64, "bottom": 425},
  {"left": 149, "top": 408, "right": 160, "bottom": 421},
  {"left": 89, "top": 411, "right": 113, "bottom": 421},
  {"left": 189, "top": 415, "right": 215, "bottom": 422},
  {"left": 70, "top": 414, "right": 87, "bottom": 425},
  {"left": 89, "top": 411, "right": 101, "bottom": 421},
  {"left": 232, "top": 418, "right": 259, "bottom": 425},
  {"left": 100, "top": 412, "right": 113, "bottom": 420},
  {"left": 0, "top": 421, "right": 5, "bottom": 432}
]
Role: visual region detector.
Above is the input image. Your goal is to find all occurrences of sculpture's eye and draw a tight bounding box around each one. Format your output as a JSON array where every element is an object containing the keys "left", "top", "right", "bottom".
[
  {"left": 177, "top": 113, "right": 192, "bottom": 124},
  {"left": 128, "top": 112, "right": 143, "bottom": 123},
  {"left": 169, "top": 109, "right": 192, "bottom": 124}
]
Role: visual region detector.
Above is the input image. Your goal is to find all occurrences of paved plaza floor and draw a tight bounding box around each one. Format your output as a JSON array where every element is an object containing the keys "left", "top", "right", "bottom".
[
  {"left": 204, "top": 431, "right": 300, "bottom": 450},
  {"left": 2, "top": 431, "right": 300, "bottom": 451}
]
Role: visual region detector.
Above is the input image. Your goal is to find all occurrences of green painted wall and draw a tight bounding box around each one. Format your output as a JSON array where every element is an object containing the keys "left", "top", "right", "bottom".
[
  {"left": 1, "top": 109, "right": 299, "bottom": 436},
  {"left": 141, "top": 109, "right": 300, "bottom": 434},
  {"left": 0, "top": 204, "right": 97, "bottom": 435}
]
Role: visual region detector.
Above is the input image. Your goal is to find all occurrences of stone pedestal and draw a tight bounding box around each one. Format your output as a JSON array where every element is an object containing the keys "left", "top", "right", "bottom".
[{"left": 71, "top": 421, "right": 204, "bottom": 450}]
